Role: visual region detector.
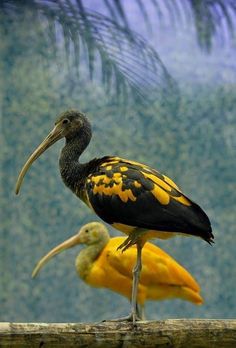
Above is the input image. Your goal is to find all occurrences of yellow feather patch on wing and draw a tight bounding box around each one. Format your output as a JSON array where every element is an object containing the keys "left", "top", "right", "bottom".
[
  {"left": 163, "top": 175, "right": 181, "bottom": 191},
  {"left": 142, "top": 172, "right": 172, "bottom": 192},
  {"left": 113, "top": 172, "right": 122, "bottom": 178},
  {"left": 172, "top": 195, "right": 191, "bottom": 206},
  {"left": 91, "top": 176, "right": 103, "bottom": 184},
  {"left": 141, "top": 171, "right": 191, "bottom": 207},
  {"left": 151, "top": 185, "right": 170, "bottom": 205},
  {"left": 100, "top": 160, "right": 119, "bottom": 167},
  {"left": 134, "top": 180, "right": 141, "bottom": 188},
  {"left": 103, "top": 176, "right": 111, "bottom": 184},
  {"left": 91, "top": 175, "right": 137, "bottom": 203},
  {"left": 93, "top": 157, "right": 191, "bottom": 207},
  {"left": 114, "top": 178, "right": 122, "bottom": 184},
  {"left": 119, "top": 188, "right": 136, "bottom": 202}
]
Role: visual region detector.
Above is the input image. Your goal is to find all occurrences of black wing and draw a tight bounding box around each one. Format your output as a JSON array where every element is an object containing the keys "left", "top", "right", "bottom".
[{"left": 85, "top": 157, "right": 213, "bottom": 243}]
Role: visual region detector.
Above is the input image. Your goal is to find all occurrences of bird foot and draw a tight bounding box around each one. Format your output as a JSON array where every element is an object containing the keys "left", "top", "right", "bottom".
[
  {"left": 117, "top": 229, "right": 146, "bottom": 252},
  {"left": 117, "top": 236, "right": 137, "bottom": 253},
  {"left": 103, "top": 312, "right": 142, "bottom": 326}
]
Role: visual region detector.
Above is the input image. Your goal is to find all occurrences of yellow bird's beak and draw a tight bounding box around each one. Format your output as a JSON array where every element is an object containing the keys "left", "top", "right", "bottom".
[
  {"left": 15, "top": 123, "right": 64, "bottom": 195},
  {"left": 32, "top": 233, "right": 82, "bottom": 278}
]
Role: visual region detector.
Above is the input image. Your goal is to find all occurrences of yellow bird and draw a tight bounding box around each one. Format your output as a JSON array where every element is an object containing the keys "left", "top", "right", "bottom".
[{"left": 32, "top": 222, "right": 203, "bottom": 319}]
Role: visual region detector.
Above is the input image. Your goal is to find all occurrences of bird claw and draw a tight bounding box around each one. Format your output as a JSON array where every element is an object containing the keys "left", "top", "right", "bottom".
[
  {"left": 117, "top": 228, "right": 147, "bottom": 252},
  {"left": 117, "top": 236, "right": 137, "bottom": 253},
  {"left": 102, "top": 312, "right": 142, "bottom": 325}
]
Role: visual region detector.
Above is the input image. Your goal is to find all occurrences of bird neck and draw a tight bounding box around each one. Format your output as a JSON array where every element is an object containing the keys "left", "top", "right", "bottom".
[
  {"left": 59, "top": 131, "right": 91, "bottom": 193},
  {"left": 75, "top": 236, "right": 109, "bottom": 280}
]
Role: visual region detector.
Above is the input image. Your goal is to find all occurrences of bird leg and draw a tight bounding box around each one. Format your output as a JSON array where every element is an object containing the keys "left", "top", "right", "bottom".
[
  {"left": 104, "top": 240, "right": 144, "bottom": 325},
  {"left": 130, "top": 241, "right": 143, "bottom": 324}
]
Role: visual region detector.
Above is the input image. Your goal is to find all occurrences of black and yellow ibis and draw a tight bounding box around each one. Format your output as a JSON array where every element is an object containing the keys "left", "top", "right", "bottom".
[
  {"left": 15, "top": 110, "right": 213, "bottom": 323},
  {"left": 32, "top": 222, "right": 203, "bottom": 320}
]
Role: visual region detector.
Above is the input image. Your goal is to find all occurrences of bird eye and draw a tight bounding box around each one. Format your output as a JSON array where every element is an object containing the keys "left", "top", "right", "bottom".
[
  {"left": 62, "top": 118, "right": 70, "bottom": 125},
  {"left": 85, "top": 229, "right": 89, "bottom": 233}
]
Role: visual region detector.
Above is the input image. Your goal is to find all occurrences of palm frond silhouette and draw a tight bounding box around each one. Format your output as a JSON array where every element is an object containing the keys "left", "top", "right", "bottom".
[
  {"left": 106, "top": 0, "right": 236, "bottom": 51},
  {"left": 2, "top": 0, "right": 234, "bottom": 103},
  {"left": 1, "top": 0, "right": 177, "bottom": 104}
]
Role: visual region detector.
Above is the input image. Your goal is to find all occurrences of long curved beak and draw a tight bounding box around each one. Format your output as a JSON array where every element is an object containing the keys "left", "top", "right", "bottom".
[
  {"left": 15, "top": 124, "right": 64, "bottom": 195},
  {"left": 32, "top": 233, "right": 81, "bottom": 278}
]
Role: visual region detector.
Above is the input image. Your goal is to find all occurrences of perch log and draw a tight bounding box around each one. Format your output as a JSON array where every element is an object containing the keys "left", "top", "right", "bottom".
[{"left": 0, "top": 319, "right": 236, "bottom": 348}]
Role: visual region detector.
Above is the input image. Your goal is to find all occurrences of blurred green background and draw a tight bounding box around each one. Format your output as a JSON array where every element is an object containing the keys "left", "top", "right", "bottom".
[{"left": 1, "top": 1, "right": 236, "bottom": 322}]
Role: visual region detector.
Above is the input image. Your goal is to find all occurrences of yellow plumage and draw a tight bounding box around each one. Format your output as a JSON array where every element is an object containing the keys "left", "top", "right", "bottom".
[
  {"left": 87, "top": 236, "right": 202, "bottom": 305},
  {"left": 32, "top": 222, "right": 203, "bottom": 316}
]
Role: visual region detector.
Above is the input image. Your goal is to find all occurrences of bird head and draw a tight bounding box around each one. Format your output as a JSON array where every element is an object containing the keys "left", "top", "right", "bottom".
[
  {"left": 76, "top": 222, "right": 110, "bottom": 245},
  {"left": 15, "top": 109, "right": 91, "bottom": 194},
  {"left": 31, "top": 222, "right": 109, "bottom": 278}
]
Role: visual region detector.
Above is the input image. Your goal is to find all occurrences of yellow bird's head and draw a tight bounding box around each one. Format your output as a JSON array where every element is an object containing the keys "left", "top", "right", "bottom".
[
  {"left": 31, "top": 222, "right": 109, "bottom": 278},
  {"left": 76, "top": 222, "right": 110, "bottom": 245}
]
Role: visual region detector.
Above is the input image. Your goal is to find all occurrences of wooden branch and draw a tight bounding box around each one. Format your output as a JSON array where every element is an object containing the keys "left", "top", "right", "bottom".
[{"left": 0, "top": 320, "right": 236, "bottom": 348}]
